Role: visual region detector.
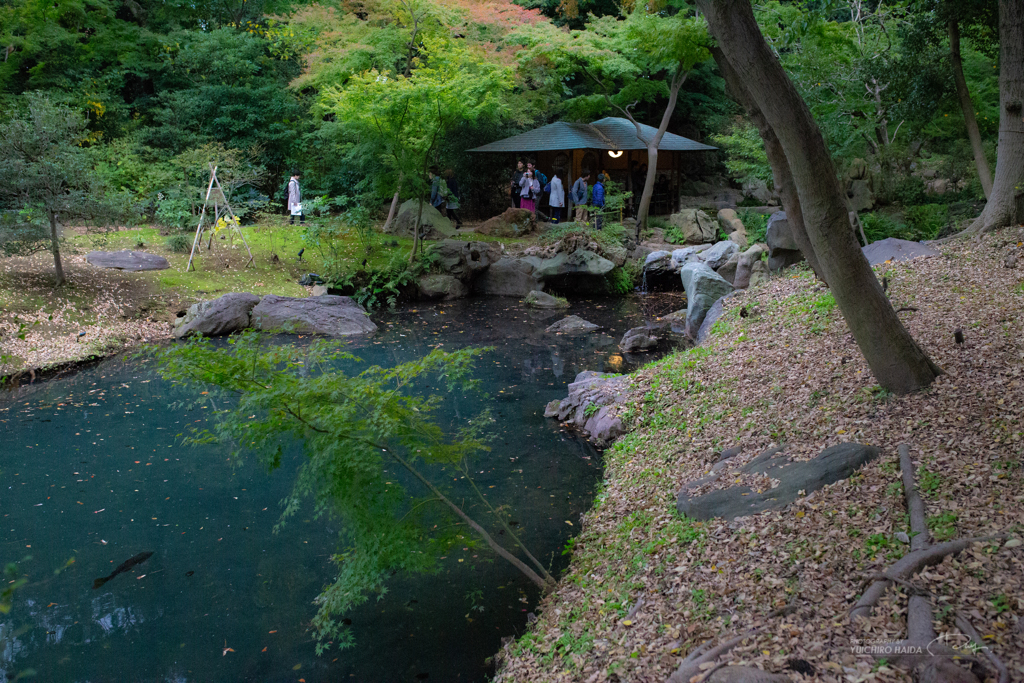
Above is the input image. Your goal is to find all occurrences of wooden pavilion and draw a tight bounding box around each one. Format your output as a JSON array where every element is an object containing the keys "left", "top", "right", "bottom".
[{"left": 468, "top": 117, "right": 716, "bottom": 214}]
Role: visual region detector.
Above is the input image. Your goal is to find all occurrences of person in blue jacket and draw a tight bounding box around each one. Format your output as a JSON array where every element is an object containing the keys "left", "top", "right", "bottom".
[{"left": 591, "top": 173, "right": 606, "bottom": 230}]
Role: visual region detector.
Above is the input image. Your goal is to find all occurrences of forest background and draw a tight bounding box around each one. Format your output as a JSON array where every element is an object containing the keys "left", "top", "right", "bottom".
[{"left": 0, "top": 0, "right": 1003, "bottom": 243}]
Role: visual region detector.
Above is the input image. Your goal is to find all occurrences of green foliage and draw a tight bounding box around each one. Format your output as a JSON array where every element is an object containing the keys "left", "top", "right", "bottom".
[
  {"left": 152, "top": 332, "right": 532, "bottom": 653},
  {"left": 0, "top": 94, "right": 137, "bottom": 283},
  {"left": 711, "top": 122, "right": 772, "bottom": 189},
  {"left": 345, "top": 254, "right": 418, "bottom": 311},
  {"left": 738, "top": 210, "right": 769, "bottom": 245},
  {"left": 862, "top": 205, "right": 948, "bottom": 243},
  {"left": 165, "top": 234, "right": 192, "bottom": 253},
  {"left": 928, "top": 511, "right": 959, "bottom": 542},
  {"left": 324, "top": 36, "right": 513, "bottom": 253}
]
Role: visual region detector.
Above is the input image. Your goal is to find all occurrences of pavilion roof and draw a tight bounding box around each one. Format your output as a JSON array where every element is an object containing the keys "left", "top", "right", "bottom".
[{"left": 467, "top": 117, "right": 717, "bottom": 153}]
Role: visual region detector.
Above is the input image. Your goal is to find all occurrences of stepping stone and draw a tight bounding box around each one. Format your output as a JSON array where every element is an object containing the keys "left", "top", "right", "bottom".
[{"left": 86, "top": 250, "right": 170, "bottom": 271}]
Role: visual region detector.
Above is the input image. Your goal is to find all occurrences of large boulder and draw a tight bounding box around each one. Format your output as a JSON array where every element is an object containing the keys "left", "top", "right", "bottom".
[
  {"left": 677, "top": 443, "right": 881, "bottom": 521},
  {"left": 523, "top": 290, "right": 568, "bottom": 309},
  {"left": 619, "top": 326, "right": 660, "bottom": 353},
  {"left": 696, "top": 292, "right": 738, "bottom": 344},
  {"left": 862, "top": 237, "right": 941, "bottom": 265},
  {"left": 544, "top": 371, "right": 629, "bottom": 445},
  {"left": 642, "top": 250, "right": 682, "bottom": 291},
  {"left": 667, "top": 209, "right": 717, "bottom": 244},
  {"left": 389, "top": 199, "right": 456, "bottom": 239},
  {"left": 732, "top": 245, "right": 766, "bottom": 289},
  {"left": 545, "top": 315, "right": 600, "bottom": 334},
  {"left": 476, "top": 208, "right": 536, "bottom": 237},
  {"left": 765, "top": 212, "right": 804, "bottom": 271},
  {"left": 427, "top": 240, "right": 501, "bottom": 282},
  {"left": 717, "top": 208, "right": 747, "bottom": 247},
  {"left": 602, "top": 242, "right": 629, "bottom": 267},
  {"left": 702, "top": 240, "right": 740, "bottom": 270},
  {"left": 716, "top": 252, "right": 742, "bottom": 285},
  {"left": 680, "top": 261, "right": 734, "bottom": 339},
  {"left": 86, "top": 250, "right": 170, "bottom": 271},
  {"left": 742, "top": 177, "right": 773, "bottom": 204},
  {"left": 524, "top": 248, "right": 615, "bottom": 279},
  {"left": 173, "top": 292, "right": 260, "bottom": 338},
  {"left": 251, "top": 295, "right": 377, "bottom": 336},
  {"left": 417, "top": 274, "right": 468, "bottom": 301},
  {"left": 749, "top": 259, "right": 770, "bottom": 288},
  {"left": 474, "top": 257, "right": 543, "bottom": 297},
  {"left": 847, "top": 178, "right": 875, "bottom": 212}
]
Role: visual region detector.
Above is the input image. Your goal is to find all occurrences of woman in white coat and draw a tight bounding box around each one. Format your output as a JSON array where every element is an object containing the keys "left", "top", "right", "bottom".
[{"left": 548, "top": 171, "right": 565, "bottom": 223}]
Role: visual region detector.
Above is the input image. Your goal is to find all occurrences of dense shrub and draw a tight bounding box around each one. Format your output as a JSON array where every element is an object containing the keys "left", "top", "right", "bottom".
[
  {"left": 165, "top": 234, "right": 192, "bottom": 253},
  {"left": 738, "top": 210, "right": 769, "bottom": 245}
]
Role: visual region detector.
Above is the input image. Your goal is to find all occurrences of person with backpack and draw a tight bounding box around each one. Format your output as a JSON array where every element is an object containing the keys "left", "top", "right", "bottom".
[
  {"left": 571, "top": 171, "right": 590, "bottom": 223},
  {"left": 592, "top": 173, "right": 606, "bottom": 230},
  {"left": 443, "top": 168, "right": 463, "bottom": 228},
  {"left": 527, "top": 161, "right": 548, "bottom": 211},
  {"left": 429, "top": 166, "right": 449, "bottom": 217}
]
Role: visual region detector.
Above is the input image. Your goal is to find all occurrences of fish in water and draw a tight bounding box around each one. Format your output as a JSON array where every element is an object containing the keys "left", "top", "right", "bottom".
[{"left": 93, "top": 551, "right": 154, "bottom": 589}]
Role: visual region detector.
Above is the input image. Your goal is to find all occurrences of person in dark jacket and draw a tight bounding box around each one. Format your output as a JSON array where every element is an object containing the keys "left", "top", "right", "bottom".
[
  {"left": 443, "top": 168, "right": 462, "bottom": 228},
  {"left": 511, "top": 160, "right": 525, "bottom": 208},
  {"left": 592, "top": 173, "right": 606, "bottom": 230},
  {"left": 429, "top": 166, "right": 448, "bottom": 217},
  {"left": 571, "top": 171, "right": 590, "bottom": 223}
]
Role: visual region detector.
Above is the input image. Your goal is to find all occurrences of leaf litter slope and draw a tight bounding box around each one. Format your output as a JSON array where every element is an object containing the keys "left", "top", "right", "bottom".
[{"left": 495, "top": 230, "right": 1024, "bottom": 683}]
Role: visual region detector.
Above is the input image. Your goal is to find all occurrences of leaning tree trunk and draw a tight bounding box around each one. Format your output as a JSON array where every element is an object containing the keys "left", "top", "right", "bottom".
[
  {"left": 698, "top": 0, "right": 942, "bottom": 394},
  {"left": 949, "top": 19, "right": 993, "bottom": 199},
  {"left": 409, "top": 195, "right": 425, "bottom": 264},
  {"left": 381, "top": 184, "right": 402, "bottom": 235},
  {"left": 710, "top": 46, "right": 824, "bottom": 281},
  {"left": 632, "top": 66, "right": 687, "bottom": 237},
  {"left": 967, "top": 0, "right": 1024, "bottom": 234},
  {"left": 48, "top": 211, "right": 66, "bottom": 287}
]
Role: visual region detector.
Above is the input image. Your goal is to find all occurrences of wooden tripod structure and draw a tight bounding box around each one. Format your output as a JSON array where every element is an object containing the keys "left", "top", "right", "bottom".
[{"left": 186, "top": 164, "right": 255, "bottom": 271}]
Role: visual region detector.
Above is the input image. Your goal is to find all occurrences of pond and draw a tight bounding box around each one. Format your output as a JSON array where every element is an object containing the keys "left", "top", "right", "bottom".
[{"left": 0, "top": 295, "right": 681, "bottom": 683}]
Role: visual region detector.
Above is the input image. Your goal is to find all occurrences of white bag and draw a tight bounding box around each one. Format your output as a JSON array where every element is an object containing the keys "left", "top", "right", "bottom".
[{"left": 290, "top": 203, "right": 303, "bottom": 216}]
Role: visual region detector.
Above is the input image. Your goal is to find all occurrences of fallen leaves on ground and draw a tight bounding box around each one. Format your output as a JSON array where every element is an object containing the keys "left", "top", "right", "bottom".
[{"left": 496, "top": 229, "right": 1024, "bottom": 683}]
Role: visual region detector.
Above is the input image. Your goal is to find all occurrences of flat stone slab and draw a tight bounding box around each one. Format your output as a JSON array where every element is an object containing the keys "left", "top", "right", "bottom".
[
  {"left": 524, "top": 290, "right": 568, "bottom": 309},
  {"left": 174, "top": 292, "right": 260, "bottom": 339},
  {"left": 862, "top": 237, "right": 940, "bottom": 265},
  {"left": 677, "top": 442, "right": 881, "bottom": 521},
  {"left": 86, "top": 250, "right": 170, "bottom": 271},
  {"left": 545, "top": 315, "right": 600, "bottom": 334},
  {"left": 252, "top": 295, "right": 377, "bottom": 337}
]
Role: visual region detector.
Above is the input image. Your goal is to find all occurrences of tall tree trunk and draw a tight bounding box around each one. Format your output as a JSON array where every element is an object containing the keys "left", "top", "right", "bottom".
[
  {"left": 967, "top": 0, "right": 1024, "bottom": 234},
  {"left": 949, "top": 19, "right": 993, "bottom": 198},
  {"left": 382, "top": 182, "right": 402, "bottom": 235},
  {"left": 710, "top": 46, "right": 824, "bottom": 281},
  {"left": 409, "top": 195, "right": 425, "bottom": 264},
  {"left": 698, "top": 0, "right": 942, "bottom": 394},
  {"left": 632, "top": 66, "right": 687, "bottom": 238},
  {"left": 48, "top": 211, "right": 66, "bottom": 287}
]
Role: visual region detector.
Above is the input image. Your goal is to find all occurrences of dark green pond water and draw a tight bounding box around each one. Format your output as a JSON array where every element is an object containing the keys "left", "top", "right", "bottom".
[{"left": 0, "top": 296, "right": 677, "bottom": 683}]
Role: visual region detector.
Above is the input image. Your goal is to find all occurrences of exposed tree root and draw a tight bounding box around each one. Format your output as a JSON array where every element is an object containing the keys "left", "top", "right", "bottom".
[
  {"left": 848, "top": 444, "right": 1012, "bottom": 683},
  {"left": 667, "top": 629, "right": 760, "bottom": 683}
]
